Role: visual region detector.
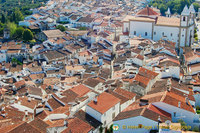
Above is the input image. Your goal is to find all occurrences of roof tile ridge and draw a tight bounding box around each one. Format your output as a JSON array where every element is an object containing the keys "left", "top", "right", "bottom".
[
  {"left": 160, "top": 91, "right": 167, "bottom": 102},
  {"left": 140, "top": 107, "right": 146, "bottom": 116}
]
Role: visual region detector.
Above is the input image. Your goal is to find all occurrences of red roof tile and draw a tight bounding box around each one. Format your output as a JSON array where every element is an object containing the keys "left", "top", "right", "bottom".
[
  {"left": 136, "top": 7, "right": 159, "bottom": 16},
  {"left": 114, "top": 88, "right": 136, "bottom": 100},
  {"left": 87, "top": 92, "right": 120, "bottom": 114},
  {"left": 70, "top": 84, "right": 91, "bottom": 97}
]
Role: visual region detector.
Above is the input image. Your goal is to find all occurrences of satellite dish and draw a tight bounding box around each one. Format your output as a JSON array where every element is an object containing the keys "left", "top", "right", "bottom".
[{"left": 165, "top": 120, "right": 171, "bottom": 126}]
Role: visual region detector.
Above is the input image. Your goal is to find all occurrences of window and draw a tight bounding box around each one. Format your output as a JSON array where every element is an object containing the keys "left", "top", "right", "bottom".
[
  {"left": 171, "top": 33, "right": 173, "bottom": 37},
  {"left": 182, "top": 34, "right": 184, "bottom": 37},
  {"left": 174, "top": 112, "right": 176, "bottom": 117},
  {"left": 183, "top": 16, "right": 186, "bottom": 21},
  {"left": 145, "top": 32, "right": 147, "bottom": 36},
  {"left": 154, "top": 32, "right": 156, "bottom": 35},
  {"left": 162, "top": 32, "right": 164, "bottom": 36},
  {"left": 104, "top": 121, "right": 106, "bottom": 125},
  {"left": 112, "top": 112, "right": 115, "bottom": 119},
  {"left": 134, "top": 31, "right": 136, "bottom": 35}
]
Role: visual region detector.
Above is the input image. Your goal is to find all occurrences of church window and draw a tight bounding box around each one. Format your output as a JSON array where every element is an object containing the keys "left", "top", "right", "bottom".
[
  {"left": 145, "top": 32, "right": 147, "bottom": 36},
  {"left": 183, "top": 16, "right": 186, "bottom": 21},
  {"left": 134, "top": 31, "right": 136, "bottom": 35}
]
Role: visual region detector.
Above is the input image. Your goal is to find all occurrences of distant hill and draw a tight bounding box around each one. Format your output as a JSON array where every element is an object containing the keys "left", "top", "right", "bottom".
[{"left": 0, "top": 0, "right": 48, "bottom": 16}]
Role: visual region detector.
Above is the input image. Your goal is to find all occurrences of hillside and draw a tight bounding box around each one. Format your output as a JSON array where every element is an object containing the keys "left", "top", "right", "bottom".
[{"left": 149, "top": 0, "right": 200, "bottom": 15}]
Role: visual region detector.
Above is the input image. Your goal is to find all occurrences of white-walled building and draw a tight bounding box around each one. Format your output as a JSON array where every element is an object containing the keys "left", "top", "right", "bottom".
[
  {"left": 86, "top": 92, "right": 121, "bottom": 127},
  {"left": 122, "top": 5, "right": 195, "bottom": 48}
]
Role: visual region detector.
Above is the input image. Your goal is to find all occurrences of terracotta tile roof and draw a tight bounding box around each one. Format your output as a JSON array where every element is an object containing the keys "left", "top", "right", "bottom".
[
  {"left": 114, "top": 108, "right": 143, "bottom": 121},
  {"left": 83, "top": 78, "right": 101, "bottom": 88},
  {"left": 162, "top": 91, "right": 195, "bottom": 113},
  {"left": 8, "top": 122, "right": 41, "bottom": 133},
  {"left": 47, "top": 96, "right": 64, "bottom": 110},
  {"left": 148, "top": 104, "right": 171, "bottom": 119},
  {"left": 0, "top": 122, "right": 24, "bottom": 133},
  {"left": 47, "top": 119, "right": 64, "bottom": 128},
  {"left": 61, "top": 89, "right": 79, "bottom": 104},
  {"left": 114, "top": 106, "right": 170, "bottom": 122},
  {"left": 87, "top": 92, "right": 120, "bottom": 114},
  {"left": 114, "top": 88, "right": 136, "bottom": 100},
  {"left": 136, "top": 54, "right": 144, "bottom": 60},
  {"left": 156, "top": 16, "right": 180, "bottom": 27},
  {"left": 15, "top": 97, "right": 38, "bottom": 109},
  {"left": 28, "top": 86, "right": 42, "bottom": 97},
  {"left": 138, "top": 67, "right": 159, "bottom": 80},
  {"left": 136, "top": 7, "right": 159, "bottom": 16},
  {"left": 65, "top": 65, "right": 84, "bottom": 71},
  {"left": 29, "top": 73, "right": 45, "bottom": 80},
  {"left": 43, "top": 29, "right": 65, "bottom": 39},
  {"left": 50, "top": 106, "right": 70, "bottom": 115},
  {"left": 35, "top": 110, "right": 49, "bottom": 120},
  {"left": 74, "top": 110, "right": 102, "bottom": 128},
  {"left": 0, "top": 107, "right": 25, "bottom": 123},
  {"left": 29, "top": 118, "right": 49, "bottom": 133},
  {"left": 134, "top": 74, "right": 151, "bottom": 87},
  {"left": 14, "top": 80, "right": 25, "bottom": 89},
  {"left": 61, "top": 117, "right": 93, "bottom": 133},
  {"left": 106, "top": 89, "right": 129, "bottom": 105},
  {"left": 70, "top": 84, "right": 91, "bottom": 97}
]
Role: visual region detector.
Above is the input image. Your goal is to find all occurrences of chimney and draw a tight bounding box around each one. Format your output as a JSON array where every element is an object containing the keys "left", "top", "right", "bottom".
[
  {"left": 18, "top": 101, "right": 21, "bottom": 105},
  {"left": 93, "top": 97, "right": 98, "bottom": 104},
  {"left": 167, "top": 86, "right": 171, "bottom": 92},
  {"left": 28, "top": 97, "right": 31, "bottom": 102},
  {"left": 178, "top": 101, "right": 181, "bottom": 108},
  {"left": 64, "top": 119, "right": 68, "bottom": 127},
  {"left": 25, "top": 110, "right": 28, "bottom": 117},
  {"left": 139, "top": 99, "right": 149, "bottom": 106},
  {"left": 185, "top": 96, "right": 189, "bottom": 105},
  {"left": 15, "top": 95, "right": 19, "bottom": 101}
]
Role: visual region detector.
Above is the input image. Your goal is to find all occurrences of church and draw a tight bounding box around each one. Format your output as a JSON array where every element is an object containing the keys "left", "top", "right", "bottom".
[{"left": 122, "top": 5, "right": 195, "bottom": 48}]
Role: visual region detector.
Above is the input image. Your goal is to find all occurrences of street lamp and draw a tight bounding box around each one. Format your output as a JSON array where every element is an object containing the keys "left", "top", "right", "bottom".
[{"left": 158, "top": 115, "right": 161, "bottom": 133}]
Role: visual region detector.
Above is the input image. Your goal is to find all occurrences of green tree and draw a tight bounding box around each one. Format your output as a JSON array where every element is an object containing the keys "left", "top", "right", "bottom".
[
  {"left": 159, "top": 3, "right": 167, "bottom": 15},
  {"left": 14, "top": 26, "right": 24, "bottom": 39},
  {"left": 56, "top": 25, "right": 66, "bottom": 32},
  {"left": 1, "top": 13, "right": 6, "bottom": 23},
  {"left": 193, "top": 126, "right": 199, "bottom": 132},
  {"left": 12, "top": 8, "right": 24, "bottom": 23},
  {"left": 79, "top": 27, "right": 87, "bottom": 30},
  {"left": 23, "top": 29, "right": 33, "bottom": 41},
  {"left": 6, "top": 22, "right": 17, "bottom": 37},
  {"left": 178, "top": 119, "right": 191, "bottom": 131},
  {"left": 153, "top": 3, "right": 158, "bottom": 8},
  {"left": 193, "top": 2, "right": 200, "bottom": 12}
]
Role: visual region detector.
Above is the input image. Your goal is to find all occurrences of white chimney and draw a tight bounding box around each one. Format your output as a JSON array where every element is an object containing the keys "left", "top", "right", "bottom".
[
  {"left": 64, "top": 120, "right": 68, "bottom": 126},
  {"left": 28, "top": 97, "right": 31, "bottom": 102},
  {"left": 94, "top": 98, "right": 97, "bottom": 104},
  {"left": 178, "top": 101, "right": 181, "bottom": 108},
  {"left": 18, "top": 101, "right": 21, "bottom": 105},
  {"left": 25, "top": 110, "right": 28, "bottom": 117}
]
